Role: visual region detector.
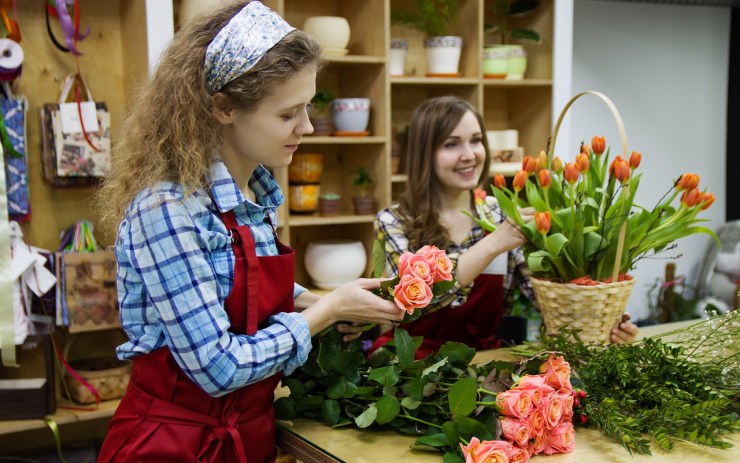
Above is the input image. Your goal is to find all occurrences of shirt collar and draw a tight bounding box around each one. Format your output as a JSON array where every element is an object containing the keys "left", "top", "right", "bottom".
[{"left": 208, "top": 158, "right": 284, "bottom": 212}]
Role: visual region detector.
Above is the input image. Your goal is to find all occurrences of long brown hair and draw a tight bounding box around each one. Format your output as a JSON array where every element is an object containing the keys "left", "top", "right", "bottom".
[
  {"left": 398, "top": 96, "right": 490, "bottom": 250},
  {"left": 97, "top": 0, "right": 322, "bottom": 234}
]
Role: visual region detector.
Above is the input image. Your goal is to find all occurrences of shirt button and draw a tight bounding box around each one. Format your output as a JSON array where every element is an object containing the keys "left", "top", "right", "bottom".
[
  {"left": 252, "top": 212, "right": 263, "bottom": 222},
  {"left": 269, "top": 244, "right": 277, "bottom": 253}
]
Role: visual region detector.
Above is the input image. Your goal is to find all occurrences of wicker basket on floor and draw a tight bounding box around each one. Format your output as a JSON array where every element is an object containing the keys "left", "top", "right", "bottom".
[{"left": 531, "top": 277, "right": 635, "bottom": 344}]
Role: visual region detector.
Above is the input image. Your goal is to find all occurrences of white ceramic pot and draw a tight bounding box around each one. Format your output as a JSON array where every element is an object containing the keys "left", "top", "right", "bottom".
[
  {"left": 389, "top": 39, "right": 408, "bottom": 76},
  {"left": 302, "top": 16, "right": 351, "bottom": 51},
  {"left": 423, "top": 36, "right": 463, "bottom": 75},
  {"left": 305, "top": 239, "right": 367, "bottom": 289},
  {"left": 506, "top": 45, "right": 527, "bottom": 80},
  {"left": 331, "top": 98, "right": 370, "bottom": 133}
]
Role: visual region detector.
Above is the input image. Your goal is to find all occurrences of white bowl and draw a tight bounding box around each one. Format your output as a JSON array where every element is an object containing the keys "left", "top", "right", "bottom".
[
  {"left": 302, "top": 16, "right": 351, "bottom": 50},
  {"left": 305, "top": 239, "right": 367, "bottom": 289},
  {"left": 331, "top": 98, "right": 370, "bottom": 133}
]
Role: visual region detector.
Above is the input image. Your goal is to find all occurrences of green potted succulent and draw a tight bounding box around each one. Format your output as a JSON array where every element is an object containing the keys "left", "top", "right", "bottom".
[
  {"left": 483, "top": 0, "right": 543, "bottom": 79},
  {"left": 351, "top": 167, "right": 375, "bottom": 215},
  {"left": 390, "top": 0, "right": 463, "bottom": 76},
  {"left": 309, "top": 89, "right": 334, "bottom": 136}
]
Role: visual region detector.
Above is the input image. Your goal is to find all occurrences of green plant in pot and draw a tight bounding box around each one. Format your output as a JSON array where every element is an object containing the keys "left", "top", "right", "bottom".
[
  {"left": 309, "top": 89, "right": 334, "bottom": 136},
  {"left": 351, "top": 167, "right": 375, "bottom": 215},
  {"left": 483, "top": 0, "right": 542, "bottom": 79},
  {"left": 390, "top": 0, "right": 463, "bottom": 75},
  {"left": 318, "top": 192, "right": 342, "bottom": 217}
]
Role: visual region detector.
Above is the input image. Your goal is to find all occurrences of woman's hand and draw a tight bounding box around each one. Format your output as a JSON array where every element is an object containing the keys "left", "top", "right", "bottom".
[
  {"left": 487, "top": 207, "right": 536, "bottom": 254},
  {"left": 326, "top": 278, "right": 405, "bottom": 325},
  {"left": 610, "top": 313, "right": 639, "bottom": 343}
]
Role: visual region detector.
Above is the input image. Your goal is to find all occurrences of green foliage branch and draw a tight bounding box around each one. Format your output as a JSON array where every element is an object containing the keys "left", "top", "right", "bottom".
[{"left": 390, "top": 0, "right": 460, "bottom": 37}]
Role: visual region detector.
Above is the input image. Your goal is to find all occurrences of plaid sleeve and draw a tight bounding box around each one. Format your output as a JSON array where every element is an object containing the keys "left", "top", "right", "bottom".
[{"left": 125, "top": 192, "right": 310, "bottom": 396}]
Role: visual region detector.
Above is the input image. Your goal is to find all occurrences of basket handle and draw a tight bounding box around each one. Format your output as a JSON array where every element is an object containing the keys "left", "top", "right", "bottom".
[{"left": 547, "top": 91, "right": 630, "bottom": 283}]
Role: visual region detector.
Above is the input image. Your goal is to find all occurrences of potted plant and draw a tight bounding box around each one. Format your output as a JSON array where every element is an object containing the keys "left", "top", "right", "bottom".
[
  {"left": 308, "top": 89, "right": 334, "bottom": 136},
  {"left": 483, "top": 0, "right": 543, "bottom": 79},
  {"left": 390, "top": 0, "right": 462, "bottom": 76},
  {"left": 351, "top": 167, "right": 375, "bottom": 215},
  {"left": 318, "top": 192, "right": 342, "bottom": 217}
]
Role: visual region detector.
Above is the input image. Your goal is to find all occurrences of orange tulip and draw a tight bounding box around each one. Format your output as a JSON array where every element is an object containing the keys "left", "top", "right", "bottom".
[
  {"left": 474, "top": 187, "right": 487, "bottom": 205},
  {"left": 522, "top": 155, "right": 538, "bottom": 174},
  {"left": 535, "top": 211, "right": 551, "bottom": 234},
  {"left": 629, "top": 151, "right": 642, "bottom": 169},
  {"left": 681, "top": 188, "right": 701, "bottom": 207},
  {"left": 580, "top": 143, "right": 590, "bottom": 155},
  {"left": 591, "top": 136, "right": 606, "bottom": 155},
  {"left": 538, "top": 151, "right": 548, "bottom": 171},
  {"left": 676, "top": 173, "right": 700, "bottom": 191},
  {"left": 563, "top": 163, "right": 579, "bottom": 184},
  {"left": 550, "top": 156, "right": 563, "bottom": 172},
  {"left": 576, "top": 153, "right": 590, "bottom": 173},
  {"left": 699, "top": 191, "right": 715, "bottom": 210},
  {"left": 609, "top": 156, "right": 630, "bottom": 183},
  {"left": 538, "top": 169, "right": 552, "bottom": 189},
  {"left": 493, "top": 174, "right": 506, "bottom": 189},
  {"left": 513, "top": 170, "right": 528, "bottom": 191}
]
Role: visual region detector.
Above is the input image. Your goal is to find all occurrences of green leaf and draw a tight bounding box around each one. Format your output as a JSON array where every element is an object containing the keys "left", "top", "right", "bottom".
[
  {"left": 422, "top": 357, "right": 448, "bottom": 378},
  {"left": 322, "top": 399, "right": 341, "bottom": 425},
  {"left": 545, "top": 233, "right": 568, "bottom": 256},
  {"left": 526, "top": 250, "right": 552, "bottom": 273},
  {"left": 525, "top": 180, "right": 548, "bottom": 210},
  {"left": 368, "top": 347, "right": 393, "bottom": 368},
  {"left": 401, "top": 397, "right": 421, "bottom": 410},
  {"left": 432, "top": 279, "right": 456, "bottom": 296},
  {"left": 510, "top": 28, "right": 542, "bottom": 43},
  {"left": 442, "top": 421, "right": 460, "bottom": 446},
  {"left": 376, "top": 395, "right": 401, "bottom": 424},
  {"left": 453, "top": 415, "right": 492, "bottom": 441},
  {"left": 368, "top": 365, "right": 400, "bottom": 387},
  {"left": 438, "top": 342, "right": 476, "bottom": 368},
  {"left": 282, "top": 378, "right": 306, "bottom": 399},
  {"left": 443, "top": 451, "right": 466, "bottom": 463},
  {"left": 415, "top": 433, "right": 450, "bottom": 448},
  {"left": 355, "top": 404, "right": 378, "bottom": 428},
  {"left": 448, "top": 378, "right": 477, "bottom": 416},
  {"left": 274, "top": 397, "right": 296, "bottom": 420},
  {"left": 296, "top": 396, "right": 324, "bottom": 412},
  {"left": 395, "top": 328, "right": 416, "bottom": 367},
  {"left": 373, "top": 236, "right": 387, "bottom": 278},
  {"left": 327, "top": 377, "right": 349, "bottom": 399}
]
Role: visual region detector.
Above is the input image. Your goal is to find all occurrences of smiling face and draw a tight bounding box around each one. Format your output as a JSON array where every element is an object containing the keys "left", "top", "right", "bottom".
[
  {"left": 218, "top": 66, "right": 317, "bottom": 173},
  {"left": 432, "top": 110, "right": 487, "bottom": 195}
]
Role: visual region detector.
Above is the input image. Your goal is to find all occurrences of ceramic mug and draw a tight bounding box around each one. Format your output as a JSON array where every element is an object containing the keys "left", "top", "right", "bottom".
[{"left": 331, "top": 98, "right": 370, "bottom": 133}]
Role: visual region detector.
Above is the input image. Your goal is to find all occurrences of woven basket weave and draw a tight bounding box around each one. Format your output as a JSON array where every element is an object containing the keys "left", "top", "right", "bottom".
[
  {"left": 531, "top": 278, "right": 635, "bottom": 344},
  {"left": 62, "top": 336, "right": 131, "bottom": 404}
]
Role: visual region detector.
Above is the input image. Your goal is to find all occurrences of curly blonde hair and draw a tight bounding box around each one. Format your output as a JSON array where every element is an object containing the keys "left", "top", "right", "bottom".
[
  {"left": 97, "top": 0, "right": 322, "bottom": 233},
  {"left": 398, "top": 96, "right": 491, "bottom": 250}
]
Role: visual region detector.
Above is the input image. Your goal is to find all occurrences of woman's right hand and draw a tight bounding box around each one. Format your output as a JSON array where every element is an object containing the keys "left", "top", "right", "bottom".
[{"left": 486, "top": 207, "right": 535, "bottom": 254}]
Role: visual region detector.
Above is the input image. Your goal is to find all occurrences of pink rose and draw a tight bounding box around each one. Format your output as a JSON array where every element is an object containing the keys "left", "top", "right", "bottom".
[
  {"left": 528, "top": 406, "right": 546, "bottom": 436},
  {"left": 514, "top": 374, "right": 553, "bottom": 392},
  {"left": 539, "top": 355, "right": 572, "bottom": 391},
  {"left": 542, "top": 422, "right": 576, "bottom": 455},
  {"left": 500, "top": 417, "right": 530, "bottom": 448},
  {"left": 460, "top": 437, "right": 516, "bottom": 463},
  {"left": 398, "top": 252, "right": 434, "bottom": 286},
  {"left": 527, "top": 432, "right": 547, "bottom": 456},
  {"left": 393, "top": 273, "right": 432, "bottom": 315},
  {"left": 416, "top": 245, "right": 453, "bottom": 282},
  {"left": 559, "top": 392, "right": 574, "bottom": 422},
  {"left": 496, "top": 390, "right": 533, "bottom": 419},
  {"left": 507, "top": 445, "right": 530, "bottom": 463},
  {"left": 540, "top": 392, "right": 564, "bottom": 430}
]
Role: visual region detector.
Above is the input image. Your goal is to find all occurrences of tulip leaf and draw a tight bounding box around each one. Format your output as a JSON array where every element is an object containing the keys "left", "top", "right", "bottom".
[
  {"left": 355, "top": 404, "right": 378, "bottom": 428},
  {"left": 322, "top": 399, "right": 341, "bottom": 425},
  {"left": 368, "top": 365, "right": 400, "bottom": 387},
  {"left": 376, "top": 395, "right": 401, "bottom": 424},
  {"left": 527, "top": 250, "right": 553, "bottom": 273},
  {"left": 448, "top": 378, "right": 477, "bottom": 416},
  {"left": 395, "top": 327, "right": 415, "bottom": 367},
  {"left": 526, "top": 181, "right": 548, "bottom": 210},
  {"left": 491, "top": 187, "right": 519, "bottom": 223},
  {"left": 546, "top": 233, "right": 568, "bottom": 256}
]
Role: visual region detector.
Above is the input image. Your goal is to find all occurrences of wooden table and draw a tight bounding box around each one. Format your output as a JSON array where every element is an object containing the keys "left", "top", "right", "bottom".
[{"left": 276, "top": 320, "right": 740, "bottom": 463}]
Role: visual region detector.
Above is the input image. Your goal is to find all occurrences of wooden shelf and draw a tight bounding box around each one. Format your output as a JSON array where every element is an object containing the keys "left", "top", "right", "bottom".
[
  {"left": 0, "top": 399, "right": 121, "bottom": 436},
  {"left": 482, "top": 78, "right": 553, "bottom": 87},
  {"left": 323, "top": 54, "right": 385, "bottom": 65},
  {"left": 390, "top": 76, "right": 480, "bottom": 86},
  {"left": 289, "top": 214, "right": 375, "bottom": 227},
  {"left": 301, "top": 136, "right": 386, "bottom": 144}
]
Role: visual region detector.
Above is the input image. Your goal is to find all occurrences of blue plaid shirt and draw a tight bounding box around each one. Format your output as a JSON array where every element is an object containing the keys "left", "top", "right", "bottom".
[{"left": 115, "top": 160, "right": 311, "bottom": 397}]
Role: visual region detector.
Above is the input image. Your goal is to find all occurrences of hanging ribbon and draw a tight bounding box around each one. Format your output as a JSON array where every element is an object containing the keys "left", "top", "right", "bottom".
[
  {"left": 73, "top": 73, "right": 100, "bottom": 152},
  {"left": 0, "top": 140, "right": 18, "bottom": 367},
  {"left": 0, "top": 0, "right": 20, "bottom": 43},
  {"left": 47, "top": 0, "right": 89, "bottom": 56}
]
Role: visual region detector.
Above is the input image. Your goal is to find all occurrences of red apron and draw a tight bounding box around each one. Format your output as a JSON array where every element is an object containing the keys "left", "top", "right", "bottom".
[
  {"left": 98, "top": 210, "right": 295, "bottom": 463},
  {"left": 370, "top": 274, "right": 504, "bottom": 360}
]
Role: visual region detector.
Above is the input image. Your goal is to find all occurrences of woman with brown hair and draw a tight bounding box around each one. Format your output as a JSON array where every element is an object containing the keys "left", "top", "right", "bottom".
[
  {"left": 371, "top": 96, "right": 638, "bottom": 359},
  {"left": 97, "top": 2, "right": 403, "bottom": 461}
]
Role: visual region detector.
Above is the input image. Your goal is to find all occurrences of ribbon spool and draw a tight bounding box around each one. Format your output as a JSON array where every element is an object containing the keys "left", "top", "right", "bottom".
[{"left": 0, "top": 38, "right": 22, "bottom": 81}]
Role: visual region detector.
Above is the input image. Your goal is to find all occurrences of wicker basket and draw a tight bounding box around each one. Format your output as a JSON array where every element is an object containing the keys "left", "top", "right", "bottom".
[
  {"left": 531, "top": 278, "right": 635, "bottom": 344},
  {"left": 62, "top": 337, "right": 131, "bottom": 404}
]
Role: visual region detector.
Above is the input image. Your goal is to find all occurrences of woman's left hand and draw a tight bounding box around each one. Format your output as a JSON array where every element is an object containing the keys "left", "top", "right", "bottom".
[
  {"left": 610, "top": 313, "right": 639, "bottom": 343},
  {"left": 336, "top": 322, "right": 372, "bottom": 342}
]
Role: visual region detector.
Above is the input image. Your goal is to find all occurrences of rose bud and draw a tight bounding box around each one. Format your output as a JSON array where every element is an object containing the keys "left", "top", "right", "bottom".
[
  {"left": 539, "top": 169, "right": 552, "bottom": 189},
  {"left": 579, "top": 414, "right": 589, "bottom": 424},
  {"left": 629, "top": 151, "right": 642, "bottom": 169},
  {"left": 513, "top": 170, "right": 528, "bottom": 191},
  {"left": 493, "top": 174, "right": 506, "bottom": 189},
  {"left": 591, "top": 136, "right": 606, "bottom": 155},
  {"left": 563, "top": 163, "right": 579, "bottom": 184}
]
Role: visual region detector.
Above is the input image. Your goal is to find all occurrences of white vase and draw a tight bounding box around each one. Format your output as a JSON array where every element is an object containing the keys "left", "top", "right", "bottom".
[
  {"left": 302, "top": 16, "right": 351, "bottom": 53},
  {"left": 305, "top": 239, "right": 367, "bottom": 289},
  {"left": 424, "top": 36, "right": 463, "bottom": 75},
  {"left": 389, "top": 39, "right": 408, "bottom": 76}
]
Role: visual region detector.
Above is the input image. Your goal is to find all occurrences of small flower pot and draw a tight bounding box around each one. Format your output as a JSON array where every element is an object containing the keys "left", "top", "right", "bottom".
[
  {"left": 424, "top": 36, "right": 463, "bottom": 75},
  {"left": 308, "top": 115, "right": 333, "bottom": 136},
  {"left": 288, "top": 184, "right": 320, "bottom": 213},
  {"left": 289, "top": 152, "right": 323, "bottom": 184},
  {"left": 305, "top": 239, "right": 367, "bottom": 289},
  {"left": 506, "top": 45, "right": 527, "bottom": 80},
  {"left": 302, "top": 16, "right": 350, "bottom": 51},
  {"left": 331, "top": 98, "right": 370, "bottom": 133},
  {"left": 318, "top": 197, "right": 342, "bottom": 217},
  {"left": 352, "top": 196, "right": 375, "bottom": 215},
  {"left": 483, "top": 45, "right": 511, "bottom": 78},
  {"left": 389, "top": 39, "right": 408, "bottom": 76}
]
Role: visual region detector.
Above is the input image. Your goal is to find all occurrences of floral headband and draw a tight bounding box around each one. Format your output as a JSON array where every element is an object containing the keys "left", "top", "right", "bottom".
[{"left": 204, "top": 1, "right": 295, "bottom": 94}]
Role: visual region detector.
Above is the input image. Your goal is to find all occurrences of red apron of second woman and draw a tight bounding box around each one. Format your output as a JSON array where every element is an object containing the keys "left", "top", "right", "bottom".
[
  {"left": 97, "top": 209, "right": 295, "bottom": 463},
  {"left": 370, "top": 273, "right": 505, "bottom": 360}
]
